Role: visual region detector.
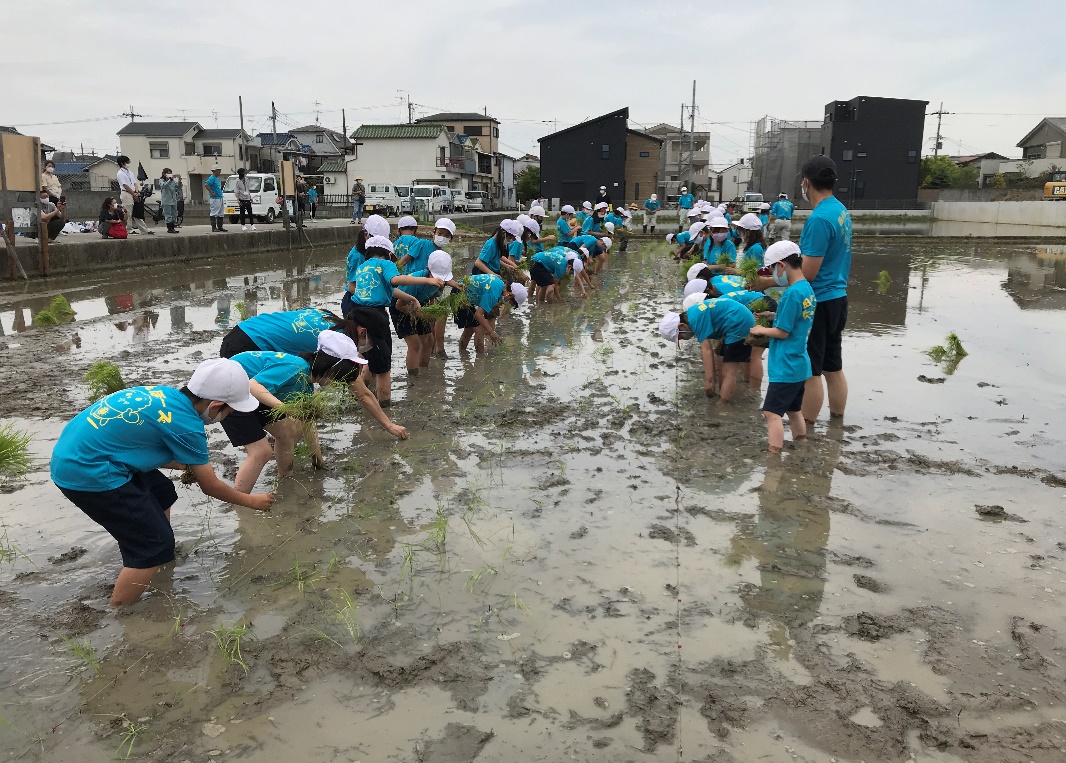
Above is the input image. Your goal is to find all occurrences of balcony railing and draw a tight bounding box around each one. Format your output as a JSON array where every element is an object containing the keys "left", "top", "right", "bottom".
[{"left": 436, "top": 157, "right": 464, "bottom": 170}]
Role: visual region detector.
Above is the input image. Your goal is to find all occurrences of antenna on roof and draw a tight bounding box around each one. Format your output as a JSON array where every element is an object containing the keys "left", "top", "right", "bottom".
[
  {"left": 314, "top": 101, "right": 322, "bottom": 124},
  {"left": 121, "top": 105, "right": 142, "bottom": 122},
  {"left": 211, "top": 110, "right": 219, "bottom": 128}
]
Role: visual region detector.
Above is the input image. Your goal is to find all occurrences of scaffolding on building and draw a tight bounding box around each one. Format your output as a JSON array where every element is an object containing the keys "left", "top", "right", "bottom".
[{"left": 751, "top": 117, "right": 823, "bottom": 202}]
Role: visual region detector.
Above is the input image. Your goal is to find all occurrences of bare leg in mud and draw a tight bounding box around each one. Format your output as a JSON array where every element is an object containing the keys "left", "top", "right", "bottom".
[
  {"left": 802, "top": 370, "right": 848, "bottom": 424},
  {"left": 432, "top": 318, "right": 446, "bottom": 357},
  {"left": 233, "top": 419, "right": 301, "bottom": 493},
  {"left": 375, "top": 372, "right": 392, "bottom": 405},
  {"left": 459, "top": 327, "right": 474, "bottom": 352},
  {"left": 110, "top": 505, "right": 172, "bottom": 606},
  {"left": 719, "top": 362, "right": 742, "bottom": 403},
  {"left": 748, "top": 347, "right": 765, "bottom": 387}
]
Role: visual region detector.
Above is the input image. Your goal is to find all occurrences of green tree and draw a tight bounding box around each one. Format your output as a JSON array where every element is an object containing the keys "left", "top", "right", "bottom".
[
  {"left": 919, "top": 156, "right": 980, "bottom": 189},
  {"left": 515, "top": 166, "right": 540, "bottom": 205}
]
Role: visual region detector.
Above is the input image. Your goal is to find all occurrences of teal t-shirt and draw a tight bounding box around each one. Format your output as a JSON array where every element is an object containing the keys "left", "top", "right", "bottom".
[
  {"left": 353, "top": 257, "right": 401, "bottom": 306},
  {"left": 679, "top": 193, "right": 695, "bottom": 209},
  {"left": 717, "top": 288, "right": 765, "bottom": 308},
  {"left": 605, "top": 213, "right": 625, "bottom": 228},
  {"left": 399, "top": 268, "right": 442, "bottom": 304},
  {"left": 393, "top": 234, "right": 419, "bottom": 265},
  {"left": 205, "top": 175, "right": 223, "bottom": 199},
  {"left": 686, "top": 298, "right": 756, "bottom": 345},
  {"left": 50, "top": 386, "right": 209, "bottom": 492},
  {"left": 768, "top": 280, "right": 816, "bottom": 383},
  {"left": 531, "top": 247, "right": 568, "bottom": 279},
  {"left": 402, "top": 238, "right": 438, "bottom": 274},
  {"left": 800, "top": 196, "right": 852, "bottom": 301},
  {"left": 557, "top": 218, "right": 573, "bottom": 242},
  {"left": 703, "top": 238, "right": 737, "bottom": 264},
  {"left": 575, "top": 211, "right": 589, "bottom": 225},
  {"left": 345, "top": 247, "right": 364, "bottom": 283},
  {"left": 239, "top": 309, "right": 339, "bottom": 354},
  {"left": 643, "top": 199, "right": 661, "bottom": 212},
  {"left": 676, "top": 231, "right": 691, "bottom": 246},
  {"left": 770, "top": 200, "right": 794, "bottom": 220},
  {"left": 711, "top": 274, "right": 746, "bottom": 293},
  {"left": 737, "top": 242, "right": 765, "bottom": 267},
  {"left": 508, "top": 239, "right": 527, "bottom": 263},
  {"left": 231, "top": 351, "right": 312, "bottom": 402},
  {"left": 477, "top": 238, "right": 505, "bottom": 273},
  {"left": 465, "top": 273, "right": 505, "bottom": 313},
  {"left": 582, "top": 216, "right": 603, "bottom": 234}
]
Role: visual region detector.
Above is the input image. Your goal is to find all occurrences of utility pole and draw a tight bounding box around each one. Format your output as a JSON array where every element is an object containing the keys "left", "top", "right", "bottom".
[
  {"left": 239, "top": 96, "right": 247, "bottom": 172},
  {"left": 688, "top": 80, "right": 696, "bottom": 191},
  {"left": 313, "top": 101, "right": 322, "bottom": 124},
  {"left": 211, "top": 110, "right": 219, "bottom": 128},
  {"left": 272, "top": 101, "right": 291, "bottom": 231},
  {"left": 932, "top": 102, "right": 948, "bottom": 157},
  {"left": 121, "top": 106, "right": 142, "bottom": 122},
  {"left": 678, "top": 104, "right": 685, "bottom": 195}
]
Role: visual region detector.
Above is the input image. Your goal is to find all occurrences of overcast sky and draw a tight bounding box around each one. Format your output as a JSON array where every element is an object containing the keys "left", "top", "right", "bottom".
[{"left": 7, "top": 0, "right": 1064, "bottom": 167}]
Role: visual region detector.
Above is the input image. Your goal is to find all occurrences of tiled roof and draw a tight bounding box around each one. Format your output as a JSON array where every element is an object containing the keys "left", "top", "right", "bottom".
[
  {"left": 318, "top": 159, "right": 346, "bottom": 173},
  {"left": 117, "top": 121, "right": 201, "bottom": 136},
  {"left": 196, "top": 128, "right": 245, "bottom": 139},
  {"left": 415, "top": 112, "right": 499, "bottom": 124},
  {"left": 256, "top": 132, "right": 295, "bottom": 146},
  {"left": 352, "top": 124, "right": 444, "bottom": 139},
  {"left": 53, "top": 162, "right": 92, "bottom": 174}
]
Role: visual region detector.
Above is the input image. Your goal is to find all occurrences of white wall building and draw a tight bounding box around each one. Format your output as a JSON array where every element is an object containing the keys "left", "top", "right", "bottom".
[
  {"left": 716, "top": 160, "right": 753, "bottom": 202},
  {"left": 344, "top": 124, "right": 467, "bottom": 193}
]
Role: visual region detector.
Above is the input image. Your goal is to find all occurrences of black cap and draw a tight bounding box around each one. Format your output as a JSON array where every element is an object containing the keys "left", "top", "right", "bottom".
[
  {"left": 237, "top": 167, "right": 246, "bottom": 174},
  {"left": 801, "top": 155, "right": 837, "bottom": 182}
]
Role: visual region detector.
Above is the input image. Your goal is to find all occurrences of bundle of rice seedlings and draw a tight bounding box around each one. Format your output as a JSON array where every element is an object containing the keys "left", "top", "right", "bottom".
[
  {"left": 679, "top": 254, "right": 701, "bottom": 277},
  {"left": 0, "top": 424, "right": 32, "bottom": 478},
  {"left": 716, "top": 252, "right": 734, "bottom": 266},
  {"left": 876, "top": 269, "right": 892, "bottom": 294},
  {"left": 83, "top": 361, "right": 126, "bottom": 402},
  {"left": 33, "top": 295, "right": 76, "bottom": 328},
  {"left": 926, "top": 331, "right": 968, "bottom": 362},
  {"left": 418, "top": 281, "right": 472, "bottom": 321},
  {"left": 234, "top": 301, "right": 252, "bottom": 321},
  {"left": 268, "top": 391, "right": 330, "bottom": 423},
  {"left": 737, "top": 256, "right": 761, "bottom": 285}
]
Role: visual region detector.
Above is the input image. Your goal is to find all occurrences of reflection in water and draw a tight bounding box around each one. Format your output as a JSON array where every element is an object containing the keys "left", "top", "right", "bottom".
[{"left": 1004, "top": 245, "right": 1066, "bottom": 310}]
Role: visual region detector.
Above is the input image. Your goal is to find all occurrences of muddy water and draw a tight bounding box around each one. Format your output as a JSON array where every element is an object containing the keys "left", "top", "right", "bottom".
[{"left": 2, "top": 239, "right": 1066, "bottom": 762}]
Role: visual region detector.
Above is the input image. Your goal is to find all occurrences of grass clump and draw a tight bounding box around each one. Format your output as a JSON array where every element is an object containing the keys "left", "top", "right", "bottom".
[
  {"left": 33, "top": 295, "right": 76, "bottom": 328},
  {"left": 83, "top": 361, "right": 126, "bottom": 402},
  {"left": 268, "top": 390, "right": 330, "bottom": 423},
  {"left": 59, "top": 633, "right": 101, "bottom": 675},
  {"left": 0, "top": 425, "right": 32, "bottom": 478},
  {"left": 926, "top": 331, "right": 968, "bottom": 375},
  {"left": 209, "top": 622, "right": 249, "bottom": 672}
]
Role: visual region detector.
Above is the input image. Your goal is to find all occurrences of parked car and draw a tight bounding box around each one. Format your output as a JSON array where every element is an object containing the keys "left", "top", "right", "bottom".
[
  {"left": 223, "top": 173, "right": 282, "bottom": 224},
  {"left": 411, "top": 185, "right": 448, "bottom": 215},
  {"left": 741, "top": 191, "right": 764, "bottom": 213},
  {"left": 451, "top": 189, "right": 469, "bottom": 213},
  {"left": 465, "top": 190, "right": 487, "bottom": 212},
  {"left": 363, "top": 183, "right": 404, "bottom": 217},
  {"left": 395, "top": 184, "right": 414, "bottom": 214}
]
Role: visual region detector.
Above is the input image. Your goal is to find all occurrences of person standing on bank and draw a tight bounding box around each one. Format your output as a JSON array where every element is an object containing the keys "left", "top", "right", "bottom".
[
  {"left": 205, "top": 165, "right": 226, "bottom": 232},
  {"left": 159, "top": 169, "right": 181, "bottom": 234},
  {"left": 235, "top": 168, "right": 256, "bottom": 231},
  {"left": 677, "top": 186, "right": 695, "bottom": 232},
  {"left": 797, "top": 155, "right": 851, "bottom": 424},
  {"left": 770, "top": 192, "right": 794, "bottom": 241},
  {"left": 595, "top": 185, "right": 611, "bottom": 208},
  {"left": 117, "top": 156, "right": 152, "bottom": 235},
  {"left": 49, "top": 358, "right": 274, "bottom": 606},
  {"left": 307, "top": 184, "right": 318, "bottom": 220},
  {"left": 351, "top": 177, "right": 366, "bottom": 224},
  {"left": 642, "top": 193, "right": 661, "bottom": 233},
  {"left": 42, "top": 160, "right": 62, "bottom": 204}
]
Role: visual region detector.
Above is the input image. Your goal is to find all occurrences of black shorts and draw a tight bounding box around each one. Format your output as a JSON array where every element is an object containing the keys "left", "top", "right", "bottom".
[
  {"left": 529, "top": 261, "right": 556, "bottom": 288},
  {"left": 59, "top": 470, "right": 179, "bottom": 569},
  {"left": 219, "top": 325, "right": 260, "bottom": 358},
  {"left": 359, "top": 305, "right": 392, "bottom": 373},
  {"left": 220, "top": 405, "right": 275, "bottom": 447},
  {"left": 807, "top": 295, "right": 848, "bottom": 376},
  {"left": 719, "top": 340, "right": 752, "bottom": 364},
  {"left": 340, "top": 290, "right": 355, "bottom": 319},
  {"left": 762, "top": 381, "right": 806, "bottom": 416},
  {"left": 454, "top": 304, "right": 500, "bottom": 330},
  {"left": 389, "top": 301, "right": 431, "bottom": 338}
]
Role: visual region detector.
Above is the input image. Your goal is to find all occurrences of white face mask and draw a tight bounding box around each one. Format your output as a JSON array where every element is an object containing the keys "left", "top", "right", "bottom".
[
  {"left": 433, "top": 235, "right": 451, "bottom": 248},
  {"left": 111, "top": 202, "right": 119, "bottom": 210},
  {"left": 199, "top": 406, "right": 224, "bottom": 425},
  {"left": 711, "top": 232, "right": 728, "bottom": 244},
  {"left": 45, "top": 167, "right": 54, "bottom": 174},
  {"left": 773, "top": 264, "right": 789, "bottom": 287},
  {"left": 801, "top": 181, "right": 810, "bottom": 203}
]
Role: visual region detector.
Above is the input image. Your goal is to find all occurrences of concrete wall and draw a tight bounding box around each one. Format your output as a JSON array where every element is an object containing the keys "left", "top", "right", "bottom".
[
  {"left": 919, "top": 188, "right": 1043, "bottom": 203},
  {"left": 932, "top": 201, "right": 1066, "bottom": 228}
]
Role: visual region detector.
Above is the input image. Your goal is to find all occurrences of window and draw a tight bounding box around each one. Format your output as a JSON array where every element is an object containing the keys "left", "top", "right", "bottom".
[
  {"left": 315, "top": 134, "right": 324, "bottom": 144},
  {"left": 203, "top": 143, "right": 222, "bottom": 156},
  {"left": 854, "top": 180, "right": 865, "bottom": 199},
  {"left": 601, "top": 144, "right": 610, "bottom": 160},
  {"left": 1023, "top": 145, "right": 1045, "bottom": 159},
  {"left": 264, "top": 177, "right": 275, "bottom": 192},
  {"left": 639, "top": 151, "right": 650, "bottom": 158},
  {"left": 494, "top": 128, "right": 499, "bottom": 138},
  {"left": 907, "top": 150, "right": 917, "bottom": 164},
  {"left": 444, "top": 125, "right": 455, "bottom": 132},
  {"left": 184, "top": 141, "right": 195, "bottom": 155},
  {"left": 149, "top": 142, "right": 169, "bottom": 159},
  {"left": 842, "top": 149, "right": 854, "bottom": 161},
  {"left": 857, "top": 151, "right": 867, "bottom": 158},
  {"left": 463, "top": 126, "right": 484, "bottom": 136},
  {"left": 634, "top": 183, "right": 639, "bottom": 199},
  {"left": 239, "top": 145, "right": 244, "bottom": 161}
]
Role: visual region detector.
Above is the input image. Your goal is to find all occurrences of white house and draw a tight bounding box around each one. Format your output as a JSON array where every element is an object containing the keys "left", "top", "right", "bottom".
[
  {"left": 497, "top": 153, "right": 516, "bottom": 210},
  {"left": 716, "top": 160, "right": 753, "bottom": 202},
  {"left": 117, "top": 122, "right": 255, "bottom": 201},
  {"left": 343, "top": 124, "right": 469, "bottom": 193},
  {"left": 998, "top": 117, "right": 1066, "bottom": 178}
]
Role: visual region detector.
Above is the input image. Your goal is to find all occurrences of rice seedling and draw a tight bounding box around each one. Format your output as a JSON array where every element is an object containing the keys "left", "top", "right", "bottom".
[
  {"left": 716, "top": 252, "right": 734, "bottom": 266},
  {"left": 398, "top": 543, "right": 419, "bottom": 585},
  {"left": 114, "top": 714, "right": 145, "bottom": 760},
  {"left": 83, "top": 361, "right": 126, "bottom": 402},
  {"left": 0, "top": 424, "right": 32, "bottom": 478},
  {"left": 208, "top": 622, "right": 249, "bottom": 672},
  {"left": 465, "top": 564, "right": 496, "bottom": 593},
  {"left": 512, "top": 591, "right": 531, "bottom": 615},
  {"left": 234, "top": 300, "right": 252, "bottom": 320},
  {"left": 282, "top": 557, "right": 323, "bottom": 594},
  {"left": 426, "top": 503, "right": 448, "bottom": 553},
  {"left": 747, "top": 298, "right": 774, "bottom": 329},
  {"left": 0, "top": 527, "right": 36, "bottom": 568},
  {"left": 679, "top": 254, "right": 701, "bottom": 277},
  {"left": 0, "top": 715, "right": 44, "bottom": 753},
  {"left": 268, "top": 390, "right": 330, "bottom": 422},
  {"left": 737, "top": 256, "right": 761, "bottom": 284},
  {"left": 58, "top": 633, "right": 101, "bottom": 675},
  {"left": 32, "top": 295, "right": 76, "bottom": 328},
  {"left": 926, "top": 332, "right": 968, "bottom": 375},
  {"left": 876, "top": 269, "right": 893, "bottom": 294},
  {"left": 332, "top": 589, "right": 363, "bottom": 643},
  {"left": 419, "top": 286, "right": 472, "bottom": 322}
]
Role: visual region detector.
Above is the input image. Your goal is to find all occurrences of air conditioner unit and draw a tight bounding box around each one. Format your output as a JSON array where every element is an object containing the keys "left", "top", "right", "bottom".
[{"left": 324, "top": 176, "right": 334, "bottom": 184}]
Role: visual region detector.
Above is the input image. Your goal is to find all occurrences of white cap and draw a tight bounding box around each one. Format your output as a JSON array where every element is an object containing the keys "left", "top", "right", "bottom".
[
  {"left": 500, "top": 219, "right": 523, "bottom": 239},
  {"left": 681, "top": 186, "right": 688, "bottom": 192},
  {"left": 509, "top": 282, "right": 528, "bottom": 306},
  {"left": 187, "top": 358, "right": 258, "bottom": 412},
  {"left": 561, "top": 204, "right": 576, "bottom": 214},
  {"left": 600, "top": 237, "right": 612, "bottom": 249},
  {"left": 599, "top": 185, "right": 607, "bottom": 191},
  {"left": 582, "top": 201, "right": 592, "bottom": 210},
  {"left": 687, "top": 208, "right": 702, "bottom": 219},
  {"left": 365, "top": 235, "right": 394, "bottom": 252},
  {"left": 579, "top": 246, "right": 589, "bottom": 257},
  {"left": 529, "top": 205, "right": 546, "bottom": 217},
  {"left": 686, "top": 262, "right": 707, "bottom": 281},
  {"left": 650, "top": 193, "right": 658, "bottom": 201},
  {"left": 397, "top": 216, "right": 418, "bottom": 229},
  {"left": 659, "top": 311, "right": 681, "bottom": 341},
  {"left": 603, "top": 221, "right": 615, "bottom": 233},
  {"left": 688, "top": 221, "right": 706, "bottom": 238},
  {"left": 759, "top": 202, "right": 771, "bottom": 211},
  {"left": 317, "top": 330, "right": 368, "bottom": 365},
  {"left": 684, "top": 278, "right": 708, "bottom": 298},
  {"left": 764, "top": 240, "right": 801, "bottom": 267},
  {"left": 572, "top": 258, "right": 584, "bottom": 275},
  {"left": 594, "top": 201, "right": 609, "bottom": 211},
  {"left": 682, "top": 293, "right": 706, "bottom": 312},
  {"left": 666, "top": 233, "right": 675, "bottom": 243},
  {"left": 211, "top": 164, "right": 222, "bottom": 171},
  {"left": 516, "top": 214, "right": 532, "bottom": 227},
  {"left": 709, "top": 216, "right": 728, "bottom": 229},
  {"left": 564, "top": 250, "right": 578, "bottom": 261},
  {"left": 434, "top": 217, "right": 456, "bottom": 235},
  {"left": 363, "top": 214, "right": 390, "bottom": 237},
  {"left": 619, "top": 207, "right": 632, "bottom": 218},
  {"left": 427, "top": 250, "right": 454, "bottom": 281},
  {"left": 524, "top": 218, "right": 541, "bottom": 236},
  {"left": 779, "top": 192, "right": 788, "bottom": 199},
  {"left": 736, "top": 213, "right": 763, "bottom": 230}
]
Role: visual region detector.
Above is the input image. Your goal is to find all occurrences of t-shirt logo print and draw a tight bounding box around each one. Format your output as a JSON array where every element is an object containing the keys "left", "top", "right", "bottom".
[
  {"left": 290, "top": 309, "right": 323, "bottom": 335},
  {"left": 87, "top": 389, "right": 156, "bottom": 428}
]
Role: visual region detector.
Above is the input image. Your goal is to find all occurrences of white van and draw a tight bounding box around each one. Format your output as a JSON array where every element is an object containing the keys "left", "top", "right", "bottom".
[
  {"left": 395, "top": 185, "right": 414, "bottom": 214},
  {"left": 451, "top": 189, "right": 469, "bottom": 213},
  {"left": 223, "top": 173, "right": 282, "bottom": 224},
  {"left": 363, "top": 183, "right": 403, "bottom": 217},
  {"left": 411, "top": 185, "right": 448, "bottom": 215},
  {"left": 465, "top": 190, "right": 488, "bottom": 212}
]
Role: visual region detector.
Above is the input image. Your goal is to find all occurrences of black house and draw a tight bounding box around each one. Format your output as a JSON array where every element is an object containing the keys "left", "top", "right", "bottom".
[
  {"left": 821, "top": 96, "right": 928, "bottom": 207},
  {"left": 539, "top": 108, "right": 629, "bottom": 207}
]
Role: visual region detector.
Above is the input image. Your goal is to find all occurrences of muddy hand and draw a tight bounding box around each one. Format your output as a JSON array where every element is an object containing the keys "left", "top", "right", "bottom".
[
  {"left": 311, "top": 454, "right": 326, "bottom": 469},
  {"left": 248, "top": 493, "right": 275, "bottom": 512},
  {"left": 388, "top": 423, "right": 409, "bottom": 440}
]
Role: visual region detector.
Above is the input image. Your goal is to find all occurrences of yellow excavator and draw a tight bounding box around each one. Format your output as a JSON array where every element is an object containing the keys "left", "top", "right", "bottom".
[{"left": 1045, "top": 170, "right": 1066, "bottom": 200}]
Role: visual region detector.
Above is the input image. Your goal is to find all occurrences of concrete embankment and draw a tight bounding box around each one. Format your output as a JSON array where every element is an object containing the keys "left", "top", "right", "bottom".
[{"left": 932, "top": 200, "right": 1066, "bottom": 229}]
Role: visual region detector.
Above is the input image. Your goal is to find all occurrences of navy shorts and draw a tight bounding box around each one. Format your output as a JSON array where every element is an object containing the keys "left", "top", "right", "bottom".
[
  {"left": 762, "top": 381, "right": 806, "bottom": 416},
  {"left": 719, "top": 340, "right": 752, "bottom": 364},
  {"left": 807, "top": 295, "right": 847, "bottom": 376},
  {"left": 59, "top": 470, "right": 179, "bottom": 569},
  {"left": 454, "top": 304, "right": 500, "bottom": 330},
  {"left": 219, "top": 325, "right": 260, "bottom": 358},
  {"left": 340, "top": 290, "right": 355, "bottom": 319},
  {"left": 220, "top": 405, "right": 275, "bottom": 447},
  {"left": 389, "top": 300, "right": 431, "bottom": 339},
  {"left": 529, "top": 261, "right": 556, "bottom": 288}
]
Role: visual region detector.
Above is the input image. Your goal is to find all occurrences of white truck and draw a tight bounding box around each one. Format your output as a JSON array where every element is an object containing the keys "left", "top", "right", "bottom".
[
  {"left": 363, "top": 183, "right": 404, "bottom": 217},
  {"left": 223, "top": 173, "right": 283, "bottom": 224}
]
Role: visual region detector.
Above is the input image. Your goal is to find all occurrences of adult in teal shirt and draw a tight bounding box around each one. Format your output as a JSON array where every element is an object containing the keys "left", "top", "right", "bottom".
[
  {"left": 797, "top": 155, "right": 851, "bottom": 423},
  {"left": 205, "top": 166, "right": 226, "bottom": 232},
  {"left": 677, "top": 187, "right": 695, "bottom": 231},
  {"left": 770, "top": 193, "right": 795, "bottom": 241},
  {"left": 307, "top": 186, "right": 319, "bottom": 219},
  {"left": 49, "top": 359, "right": 273, "bottom": 605},
  {"left": 642, "top": 194, "right": 661, "bottom": 233}
]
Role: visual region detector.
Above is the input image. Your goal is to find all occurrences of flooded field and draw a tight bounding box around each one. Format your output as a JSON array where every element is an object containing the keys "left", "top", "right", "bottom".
[{"left": 2, "top": 238, "right": 1066, "bottom": 762}]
